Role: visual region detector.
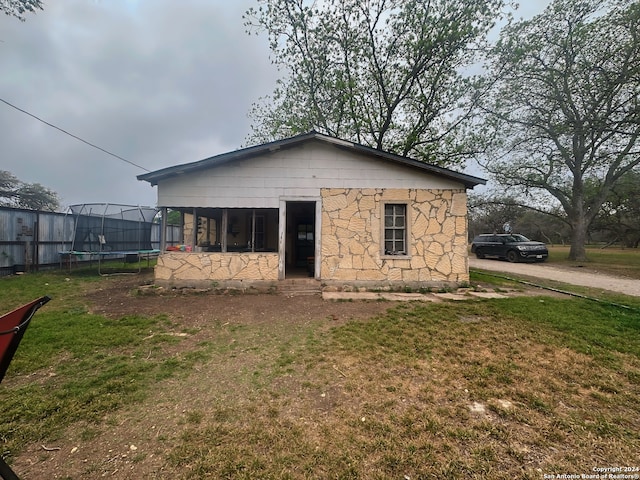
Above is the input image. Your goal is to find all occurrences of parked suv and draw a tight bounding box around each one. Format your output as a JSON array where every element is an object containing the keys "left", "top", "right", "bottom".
[{"left": 471, "top": 234, "right": 548, "bottom": 263}]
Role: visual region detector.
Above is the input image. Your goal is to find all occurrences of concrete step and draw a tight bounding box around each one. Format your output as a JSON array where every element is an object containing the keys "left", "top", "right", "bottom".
[{"left": 278, "top": 278, "right": 322, "bottom": 295}]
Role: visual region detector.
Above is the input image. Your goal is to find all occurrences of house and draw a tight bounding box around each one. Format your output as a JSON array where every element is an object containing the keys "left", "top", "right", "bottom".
[{"left": 137, "top": 131, "right": 485, "bottom": 289}]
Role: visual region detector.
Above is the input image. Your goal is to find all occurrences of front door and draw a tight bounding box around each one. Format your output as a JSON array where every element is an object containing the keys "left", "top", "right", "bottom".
[{"left": 284, "top": 201, "right": 316, "bottom": 278}]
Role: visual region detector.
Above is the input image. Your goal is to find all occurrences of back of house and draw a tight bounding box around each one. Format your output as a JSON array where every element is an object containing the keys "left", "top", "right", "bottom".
[{"left": 137, "top": 132, "right": 485, "bottom": 290}]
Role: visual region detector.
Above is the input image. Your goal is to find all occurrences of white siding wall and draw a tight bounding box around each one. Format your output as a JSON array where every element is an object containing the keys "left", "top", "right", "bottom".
[{"left": 157, "top": 142, "right": 463, "bottom": 208}]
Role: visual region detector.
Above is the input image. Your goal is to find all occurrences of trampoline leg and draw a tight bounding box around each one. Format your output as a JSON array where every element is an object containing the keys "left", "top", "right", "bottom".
[{"left": 0, "top": 456, "right": 20, "bottom": 480}]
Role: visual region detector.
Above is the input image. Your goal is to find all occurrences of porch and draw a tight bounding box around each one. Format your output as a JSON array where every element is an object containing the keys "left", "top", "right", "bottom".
[{"left": 155, "top": 200, "right": 320, "bottom": 284}]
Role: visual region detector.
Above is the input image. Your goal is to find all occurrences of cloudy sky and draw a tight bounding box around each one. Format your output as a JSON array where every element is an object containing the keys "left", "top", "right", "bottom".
[{"left": 1, "top": 0, "right": 551, "bottom": 209}]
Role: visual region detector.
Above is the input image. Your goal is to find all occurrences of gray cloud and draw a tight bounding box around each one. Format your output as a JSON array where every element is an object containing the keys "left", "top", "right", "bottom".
[{"left": 1, "top": 0, "right": 279, "bottom": 208}]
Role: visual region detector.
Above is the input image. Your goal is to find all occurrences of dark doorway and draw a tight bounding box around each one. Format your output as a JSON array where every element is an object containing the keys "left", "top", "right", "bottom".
[{"left": 285, "top": 201, "right": 316, "bottom": 277}]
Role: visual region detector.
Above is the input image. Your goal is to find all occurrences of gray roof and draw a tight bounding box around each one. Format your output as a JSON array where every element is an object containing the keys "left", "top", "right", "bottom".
[{"left": 137, "top": 131, "right": 486, "bottom": 189}]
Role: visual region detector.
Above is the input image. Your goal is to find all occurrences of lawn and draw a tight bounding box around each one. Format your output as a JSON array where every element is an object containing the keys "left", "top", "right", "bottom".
[
  {"left": 0, "top": 267, "right": 638, "bottom": 479},
  {"left": 547, "top": 245, "right": 640, "bottom": 280}
]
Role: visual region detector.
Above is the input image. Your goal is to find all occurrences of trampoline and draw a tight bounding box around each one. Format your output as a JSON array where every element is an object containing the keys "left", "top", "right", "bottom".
[{"left": 59, "top": 203, "right": 160, "bottom": 275}]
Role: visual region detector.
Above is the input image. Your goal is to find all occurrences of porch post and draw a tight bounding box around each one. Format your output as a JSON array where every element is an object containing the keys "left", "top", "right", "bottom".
[
  {"left": 160, "top": 207, "right": 167, "bottom": 252},
  {"left": 314, "top": 199, "right": 322, "bottom": 280},
  {"left": 221, "top": 209, "right": 228, "bottom": 253},
  {"left": 278, "top": 199, "right": 286, "bottom": 280},
  {"left": 192, "top": 208, "right": 198, "bottom": 249},
  {"left": 179, "top": 211, "right": 185, "bottom": 244}
]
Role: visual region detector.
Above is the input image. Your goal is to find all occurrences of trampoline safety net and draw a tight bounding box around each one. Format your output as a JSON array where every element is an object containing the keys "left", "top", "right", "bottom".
[{"left": 67, "top": 204, "right": 158, "bottom": 253}]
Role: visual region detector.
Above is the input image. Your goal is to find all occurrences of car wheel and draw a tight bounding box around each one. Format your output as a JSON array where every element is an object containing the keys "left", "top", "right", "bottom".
[
  {"left": 475, "top": 249, "right": 485, "bottom": 259},
  {"left": 506, "top": 250, "right": 519, "bottom": 263}
]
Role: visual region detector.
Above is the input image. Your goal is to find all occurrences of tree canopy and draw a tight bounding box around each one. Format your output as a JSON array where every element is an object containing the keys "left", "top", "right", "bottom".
[
  {"left": 0, "top": 171, "right": 59, "bottom": 211},
  {"left": 245, "top": 0, "right": 509, "bottom": 168},
  {"left": 0, "top": 0, "right": 42, "bottom": 21},
  {"left": 476, "top": 0, "right": 640, "bottom": 260}
]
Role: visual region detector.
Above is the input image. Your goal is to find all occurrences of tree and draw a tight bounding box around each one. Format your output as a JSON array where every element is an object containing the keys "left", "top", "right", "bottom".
[
  {"left": 476, "top": 0, "right": 640, "bottom": 260},
  {"left": 468, "top": 194, "right": 526, "bottom": 238},
  {"left": 244, "top": 0, "right": 509, "bottom": 168},
  {"left": 591, "top": 169, "right": 640, "bottom": 247},
  {"left": 468, "top": 193, "right": 571, "bottom": 244},
  {"left": 0, "top": 170, "right": 59, "bottom": 211},
  {"left": 0, "top": 0, "right": 42, "bottom": 21}
]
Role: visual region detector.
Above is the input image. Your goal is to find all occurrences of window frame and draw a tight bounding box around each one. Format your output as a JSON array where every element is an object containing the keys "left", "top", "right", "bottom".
[{"left": 381, "top": 202, "right": 411, "bottom": 258}]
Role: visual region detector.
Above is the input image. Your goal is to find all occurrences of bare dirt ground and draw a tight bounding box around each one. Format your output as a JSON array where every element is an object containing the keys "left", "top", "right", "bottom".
[
  {"left": 10, "top": 264, "right": 634, "bottom": 479},
  {"left": 86, "top": 274, "right": 394, "bottom": 326}
]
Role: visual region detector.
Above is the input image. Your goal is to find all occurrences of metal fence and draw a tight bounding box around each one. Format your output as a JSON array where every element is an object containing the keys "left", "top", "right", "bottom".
[{"left": 0, "top": 206, "right": 181, "bottom": 276}]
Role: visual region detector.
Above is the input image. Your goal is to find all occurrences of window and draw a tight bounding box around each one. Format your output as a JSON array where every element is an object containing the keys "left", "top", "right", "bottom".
[{"left": 384, "top": 204, "right": 407, "bottom": 255}]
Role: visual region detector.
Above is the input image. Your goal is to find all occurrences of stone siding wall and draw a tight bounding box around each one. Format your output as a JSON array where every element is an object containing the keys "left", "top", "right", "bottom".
[
  {"left": 320, "top": 188, "right": 469, "bottom": 287},
  {"left": 155, "top": 252, "right": 279, "bottom": 287}
]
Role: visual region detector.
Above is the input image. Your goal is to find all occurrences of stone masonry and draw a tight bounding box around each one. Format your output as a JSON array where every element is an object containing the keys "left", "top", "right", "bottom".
[
  {"left": 320, "top": 188, "right": 469, "bottom": 287},
  {"left": 153, "top": 187, "right": 469, "bottom": 288},
  {"left": 154, "top": 252, "right": 279, "bottom": 287}
]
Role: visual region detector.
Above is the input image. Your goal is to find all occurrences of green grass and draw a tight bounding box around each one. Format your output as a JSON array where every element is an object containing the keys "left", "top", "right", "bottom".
[
  {"left": 469, "top": 270, "right": 525, "bottom": 289},
  {"left": 0, "top": 271, "right": 208, "bottom": 459},
  {"left": 0, "top": 270, "right": 99, "bottom": 311},
  {"left": 1, "top": 268, "right": 639, "bottom": 478},
  {"left": 495, "top": 297, "right": 640, "bottom": 357},
  {"left": 547, "top": 245, "right": 640, "bottom": 279}
]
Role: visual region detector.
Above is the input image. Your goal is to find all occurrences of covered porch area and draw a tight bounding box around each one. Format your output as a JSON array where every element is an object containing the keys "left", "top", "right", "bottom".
[{"left": 154, "top": 200, "right": 321, "bottom": 286}]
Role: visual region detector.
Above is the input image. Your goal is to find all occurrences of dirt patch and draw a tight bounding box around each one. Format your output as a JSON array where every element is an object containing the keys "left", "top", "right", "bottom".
[
  {"left": 84, "top": 273, "right": 394, "bottom": 327},
  {"left": 84, "top": 273, "right": 557, "bottom": 328}
]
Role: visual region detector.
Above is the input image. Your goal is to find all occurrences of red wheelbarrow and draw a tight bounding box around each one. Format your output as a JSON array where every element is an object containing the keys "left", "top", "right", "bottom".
[{"left": 0, "top": 297, "right": 51, "bottom": 480}]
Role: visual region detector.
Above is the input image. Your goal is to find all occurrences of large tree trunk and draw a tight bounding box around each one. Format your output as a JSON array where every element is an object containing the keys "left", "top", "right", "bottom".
[{"left": 568, "top": 217, "right": 589, "bottom": 261}]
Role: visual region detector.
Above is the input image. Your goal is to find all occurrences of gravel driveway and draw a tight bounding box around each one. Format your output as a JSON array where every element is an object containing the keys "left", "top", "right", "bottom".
[{"left": 469, "top": 257, "right": 640, "bottom": 297}]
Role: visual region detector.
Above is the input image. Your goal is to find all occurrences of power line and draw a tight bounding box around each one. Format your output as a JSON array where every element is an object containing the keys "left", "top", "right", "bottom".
[{"left": 0, "top": 97, "right": 151, "bottom": 172}]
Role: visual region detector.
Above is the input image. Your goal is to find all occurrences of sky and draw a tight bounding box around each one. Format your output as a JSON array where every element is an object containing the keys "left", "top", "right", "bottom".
[{"left": 1, "top": 0, "right": 551, "bottom": 210}]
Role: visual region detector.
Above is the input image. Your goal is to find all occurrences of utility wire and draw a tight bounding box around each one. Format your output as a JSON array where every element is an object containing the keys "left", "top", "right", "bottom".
[{"left": 0, "top": 97, "right": 151, "bottom": 172}]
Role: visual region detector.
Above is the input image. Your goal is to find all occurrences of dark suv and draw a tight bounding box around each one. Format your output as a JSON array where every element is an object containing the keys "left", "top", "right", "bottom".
[{"left": 471, "top": 234, "right": 548, "bottom": 263}]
